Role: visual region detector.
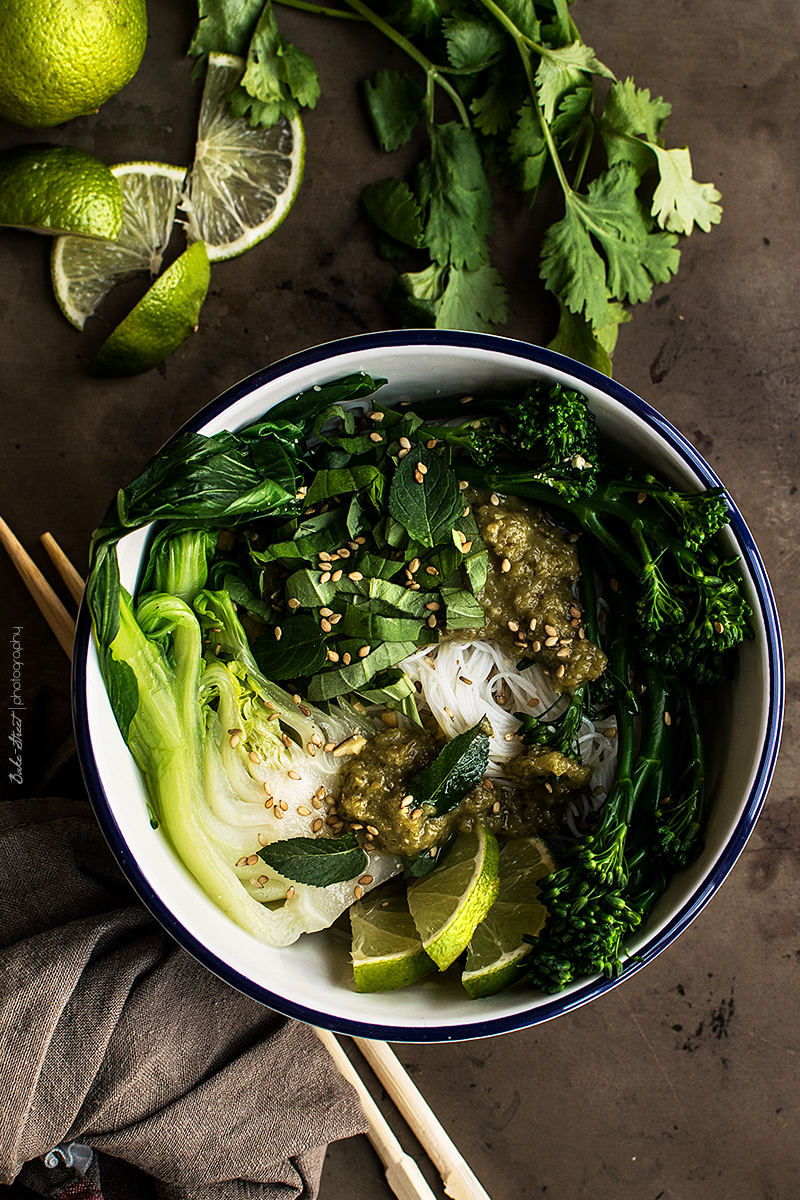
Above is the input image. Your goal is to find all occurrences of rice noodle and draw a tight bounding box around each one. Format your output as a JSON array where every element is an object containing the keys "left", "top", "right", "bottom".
[{"left": 400, "top": 638, "right": 618, "bottom": 817}]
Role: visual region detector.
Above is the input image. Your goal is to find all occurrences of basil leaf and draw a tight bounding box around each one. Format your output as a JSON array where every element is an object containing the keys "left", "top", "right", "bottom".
[
  {"left": 305, "top": 465, "right": 382, "bottom": 505},
  {"left": 407, "top": 720, "right": 491, "bottom": 817},
  {"left": 388, "top": 445, "right": 464, "bottom": 547},
  {"left": 440, "top": 585, "right": 486, "bottom": 629},
  {"left": 258, "top": 832, "right": 368, "bottom": 887},
  {"left": 251, "top": 614, "right": 329, "bottom": 679}
]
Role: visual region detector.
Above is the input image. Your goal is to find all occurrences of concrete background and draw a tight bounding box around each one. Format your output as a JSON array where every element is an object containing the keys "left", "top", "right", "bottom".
[{"left": 1, "top": 1, "right": 798, "bottom": 1197}]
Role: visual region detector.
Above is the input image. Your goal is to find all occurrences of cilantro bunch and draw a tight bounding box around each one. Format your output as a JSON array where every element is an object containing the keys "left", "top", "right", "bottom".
[{"left": 189, "top": 0, "right": 722, "bottom": 374}]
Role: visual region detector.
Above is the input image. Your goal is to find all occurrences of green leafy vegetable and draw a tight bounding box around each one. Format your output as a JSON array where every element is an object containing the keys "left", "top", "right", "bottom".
[
  {"left": 258, "top": 832, "right": 368, "bottom": 886},
  {"left": 388, "top": 444, "right": 465, "bottom": 547},
  {"left": 407, "top": 719, "right": 491, "bottom": 817}
]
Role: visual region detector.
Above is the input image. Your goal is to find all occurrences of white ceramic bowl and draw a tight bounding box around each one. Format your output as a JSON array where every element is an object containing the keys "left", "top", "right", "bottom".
[{"left": 73, "top": 331, "right": 783, "bottom": 1042}]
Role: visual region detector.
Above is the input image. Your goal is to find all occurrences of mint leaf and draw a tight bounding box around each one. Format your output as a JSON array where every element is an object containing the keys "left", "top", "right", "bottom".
[
  {"left": 388, "top": 444, "right": 464, "bottom": 547},
  {"left": 407, "top": 720, "right": 490, "bottom": 817},
  {"left": 362, "top": 178, "right": 424, "bottom": 248},
  {"left": 362, "top": 70, "right": 425, "bottom": 151},
  {"left": 416, "top": 123, "right": 493, "bottom": 270},
  {"left": 307, "top": 639, "right": 419, "bottom": 701},
  {"left": 258, "top": 832, "right": 368, "bottom": 886}
]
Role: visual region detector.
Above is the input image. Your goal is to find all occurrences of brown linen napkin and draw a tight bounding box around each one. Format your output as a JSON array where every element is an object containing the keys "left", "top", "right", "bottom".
[{"left": 0, "top": 794, "right": 367, "bottom": 1200}]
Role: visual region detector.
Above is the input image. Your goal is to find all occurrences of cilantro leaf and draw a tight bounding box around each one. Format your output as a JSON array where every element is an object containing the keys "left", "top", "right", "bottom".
[
  {"left": 362, "top": 69, "right": 425, "bottom": 152},
  {"left": 541, "top": 164, "right": 680, "bottom": 330},
  {"left": 407, "top": 720, "right": 491, "bottom": 817},
  {"left": 362, "top": 177, "right": 424, "bottom": 248},
  {"left": 416, "top": 122, "right": 494, "bottom": 270},
  {"left": 535, "top": 41, "right": 615, "bottom": 124},
  {"left": 547, "top": 298, "right": 630, "bottom": 378},
  {"left": 385, "top": 263, "right": 446, "bottom": 326},
  {"left": 443, "top": 15, "right": 505, "bottom": 72},
  {"left": 236, "top": 1, "right": 319, "bottom": 123},
  {"left": 507, "top": 100, "right": 548, "bottom": 194},
  {"left": 437, "top": 263, "right": 509, "bottom": 332},
  {"left": 188, "top": 0, "right": 263, "bottom": 64},
  {"left": 258, "top": 832, "right": 368, "bottom": 886},
  {"left": 649, "top": 146, "right": 723, "bottom": 235},
  {"left": 470, "top": 67, "right": 525, "bottom": 136}
]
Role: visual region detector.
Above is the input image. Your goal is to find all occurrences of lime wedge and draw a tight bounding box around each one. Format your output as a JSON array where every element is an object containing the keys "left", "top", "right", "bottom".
[
  {"left": 51, "top": 161, "right": 186, "bottom": 329},
  {"left": 407, "top": 825, "right": 500, "bottom": 971},
  {"left": 182, "top": 52, "right": 304, "bottom": 262},
  {"left": 91, "top": 241, "right": 210, "bottom": 377},
  {"left": 0, "top": 145, "right": 123, "bottom": 239},
  {"left": 462, "top": 836, "right": 555, "bottom": 999},
  {"left": 350, "top": 882, "right": 435, "bottom": 993}
]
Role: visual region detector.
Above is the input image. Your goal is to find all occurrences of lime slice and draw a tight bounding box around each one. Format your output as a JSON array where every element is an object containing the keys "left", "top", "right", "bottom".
[
  {"left": 182, "top": 52, "right": 304, "bottom": 263},
  {"left": 51, "top": 161, "right": 186, "bottom": 329},
  {"left": 350, "top": 883, "right": 435, "bottom": 993},
  {"left": 407, "top": 825, "right": 500, "bottom": 971},
  {"left": 91, "top": 241, "right": 210, "bottom": 377},
  {"left": 462, "top": 836, "right": 556, "bottom": 999},
  {"left": 0, "top": 145, "right": 123, "bottom": 239}
]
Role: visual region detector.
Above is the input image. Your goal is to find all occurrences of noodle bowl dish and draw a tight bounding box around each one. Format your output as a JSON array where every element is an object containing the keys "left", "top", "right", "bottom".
[{"left": 73, "top": 331, "right": 783, "bottom": 1041}]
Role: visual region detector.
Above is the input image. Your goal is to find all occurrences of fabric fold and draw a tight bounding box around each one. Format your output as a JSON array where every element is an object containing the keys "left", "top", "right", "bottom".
[{"left": 0, "top": 796, "right": 366, "bottom": 1199}]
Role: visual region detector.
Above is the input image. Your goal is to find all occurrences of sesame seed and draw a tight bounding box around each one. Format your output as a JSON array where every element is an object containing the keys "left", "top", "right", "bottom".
[
  {"left": 460, "top": 395, "right": 473, "bottom": 404},
  {"left": 354, "top": 885, "right": 364, "bottom": 900},
  {"left": 508, "top": 620, "right": 519, "bottom": 632},
  {"left": 410, "top": 808, "right": 423, "bottom": 820},
  {"left": 286, "top": 886, "right": 295, "bottom": 899},
  {"left": 400, "top": 794, "right": 414, "bottom": 807},
  {"left": 409, "top": 557, "right": 420, "bottom": 573},
  {"left": 268, "top": 711, "right": 280, "bottom": 722},
  {"left": 250, "top": 877, "right": 262, "bottom": 888},
  {"left": 398, "top": 447, "right": 409, "bottom": 458},
  {"left": 342, "top": 652, "right": 351, "bottom": 665},
  {"left": 320, "top": 571, "right": 331, "bottom": 583},
  {"left": 274, "top": 626, "right": 282, "bottom": 641},
  {"left": 555, "top": 664, "right": 566, "bottom": 678},
  {"left": 258, "top": 874, "right": 269, "bottom": 885},
  {"left": 500, "top": 558, "right": 511, "bottom": 573},
  {"left": 247, "top": 854, "right": 259, "bottom": 866},
  {"left": 297, "top": 805, "right": 311, "bottom": 816},
  {"left": 358, "top": 645, "right": 371, "bottom": 658},
  {"left": 544, "top": 782, "right": 553, "bottom": 794},
  {"left": 556, "top": 647, "right": 571, "bottom": 658},
  {"left": 320, "top": 607, "right": 333, "bottom": 617},
  {"left": 249, "top": 750, "right": 261, "bottom": 763},
  {"left": 503, "top": 732, "right": 515, "bottom": 741},
  {"left": 312, "top": 818, "right": 324, "bottom": 832},
  {"left": 664, "top": 711, "right": 672, "bottom": 726},
  {"left": 287, "top": 597, "right": 300, "bottom": 609},
  {"left": 426, "top": 438, "right": 438, "bottom": 449},
  {"left": 637, "top": 492, "right": 647, "bottom": 504},
  {"left": 307, "top": 742, "right": 317, "bottom": 755},
  {"left": 229, "top": 732, "right": 241, "bottom": 748},
  {"left": 714, "top": 620, "right": 725, "bottom": 634},
  {"left": 320, "top": 617, "right": 332, "bottom": 633},
  {"left": 529, "top": 617, "right": 538, "bottom": 631},
  {"left": 348, "top": 571, "right": 363, "bottom": 581},
  {"left": 490, "top": 493, "right": 500, "bottom": 506},
  {"left": 417, "top": 461, "right": 428, "bottom": 475},
  {"left": 281, "top": 733, "right": 292, "bottom": 750},
  {"left": 544, "top": 636, "right": 559, "bottom": 647},
  {"left": 369, "top": 431, "right": 382, "bottom": 442},
  {"left": 544, "top": 624, "right": 557, "bottom": 636},
  {"left": 236, "top": 857, "right": 248, "bottom": 867},
  {"left": 288, "top": 769, "right": 302, "bottom": 780},
  {"left": 280, "top": 800, "right": 289, "bottom": 811},
  {"left": 368, "top": 410, "right": 384, "bottom": 421},
  {"left": 264, "top": 796, "right": 274, "bottom": 809},
  {"left": 329, "top": 612, "right": 342, "bottom": 624},
  {"left": 326, "top": 649, "right": 340, "bottom": 662},
  {"left": 414, "top": 469, "right": 424, "bottom": 484},
  {"left": 459, "top": 675, "right": 473, "bottom": 685},
  {"left": 444, "top": 705, "right": 454, "bottom": 718},
  {"left": 399, "top": 436, "right": 412, "bottom": 449},
  {"left": 258, "top": 831, "right": 269, "bottom": 846},
  {"left": 492, "top": 801, "right": 501, "bottom": 814},
  {"left": 459, "top": 480, "right": 469, "bottom": 491},
  {"left": 323, "top": 742, "right": 335, "bottom": 752},
  {"left": 427, "top": 614, "right": 437, "bottom": 628},
  {"left": 425, "top": 565, "right": 439, "bottom": 575},
  {"left": 359, "top": 874, "right": 374, "bottom": 886},
  {"left": 527, "top": 697, "right": 540, "bottom": 707}
]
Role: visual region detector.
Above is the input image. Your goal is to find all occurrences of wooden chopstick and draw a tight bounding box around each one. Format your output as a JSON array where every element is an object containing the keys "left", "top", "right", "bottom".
[
  {"left": 8, "top": 525, "right": 492, "bottom": 1200},
  {"left": 315, "top": 1028, "right": 439, "bottom": 1200},
  {"left": 40, "top": 531, "right": 85, "bottom": 604},
  {"left": 352, "top": 1037, "right": 491, "bottom": 1200},
  {"left": 0, "top": 516, "right": 76, "bottom": 660}
]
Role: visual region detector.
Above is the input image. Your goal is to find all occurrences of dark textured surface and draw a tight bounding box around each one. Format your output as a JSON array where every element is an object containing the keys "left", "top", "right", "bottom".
[{"left": 1, "top": 1, "right": 798, "bottom": 1197}]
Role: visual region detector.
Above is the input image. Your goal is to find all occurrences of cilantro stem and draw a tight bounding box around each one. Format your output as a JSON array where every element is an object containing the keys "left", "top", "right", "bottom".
[
  {"left": 474, "top": 0, "right": 573, "bottom": 198},
  {"left": 274, "top": 0, "right": 363, "bottom": 19},
  {"left": 339, "top": 0, "right": 471, "bottom": 127}
]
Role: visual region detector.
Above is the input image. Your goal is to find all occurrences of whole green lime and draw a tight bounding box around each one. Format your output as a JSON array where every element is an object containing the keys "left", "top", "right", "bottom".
[
  {"left": 0, "top": 145, "right": 123, "bottom": 238},
  {"left": 0, "top": 0, "right": 148, "bottom": 128}
]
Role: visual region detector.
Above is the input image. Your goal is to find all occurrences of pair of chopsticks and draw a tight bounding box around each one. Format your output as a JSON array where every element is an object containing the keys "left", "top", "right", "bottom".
[{"left": 0, "top": 514, "right": 491, "bottom": 1200}]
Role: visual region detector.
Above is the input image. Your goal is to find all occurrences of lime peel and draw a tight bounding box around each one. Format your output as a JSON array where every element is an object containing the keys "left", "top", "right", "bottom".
[
  {"left": 407, "top": 824, "right": 500, "bottom": 972},
  {"left": 350, "top": 887, "right": 435, "bottom": 993},
  {"left": 91, "top": 241, "right": 211, "bottom": 377},
  {"left": 0, "top": 145, "right": 124, "bottom": 240}
]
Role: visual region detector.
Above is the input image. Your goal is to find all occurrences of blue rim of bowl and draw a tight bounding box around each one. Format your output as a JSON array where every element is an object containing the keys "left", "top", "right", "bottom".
[{"left": 72, "top": 330, "right": 784, "bottom": 1043}]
